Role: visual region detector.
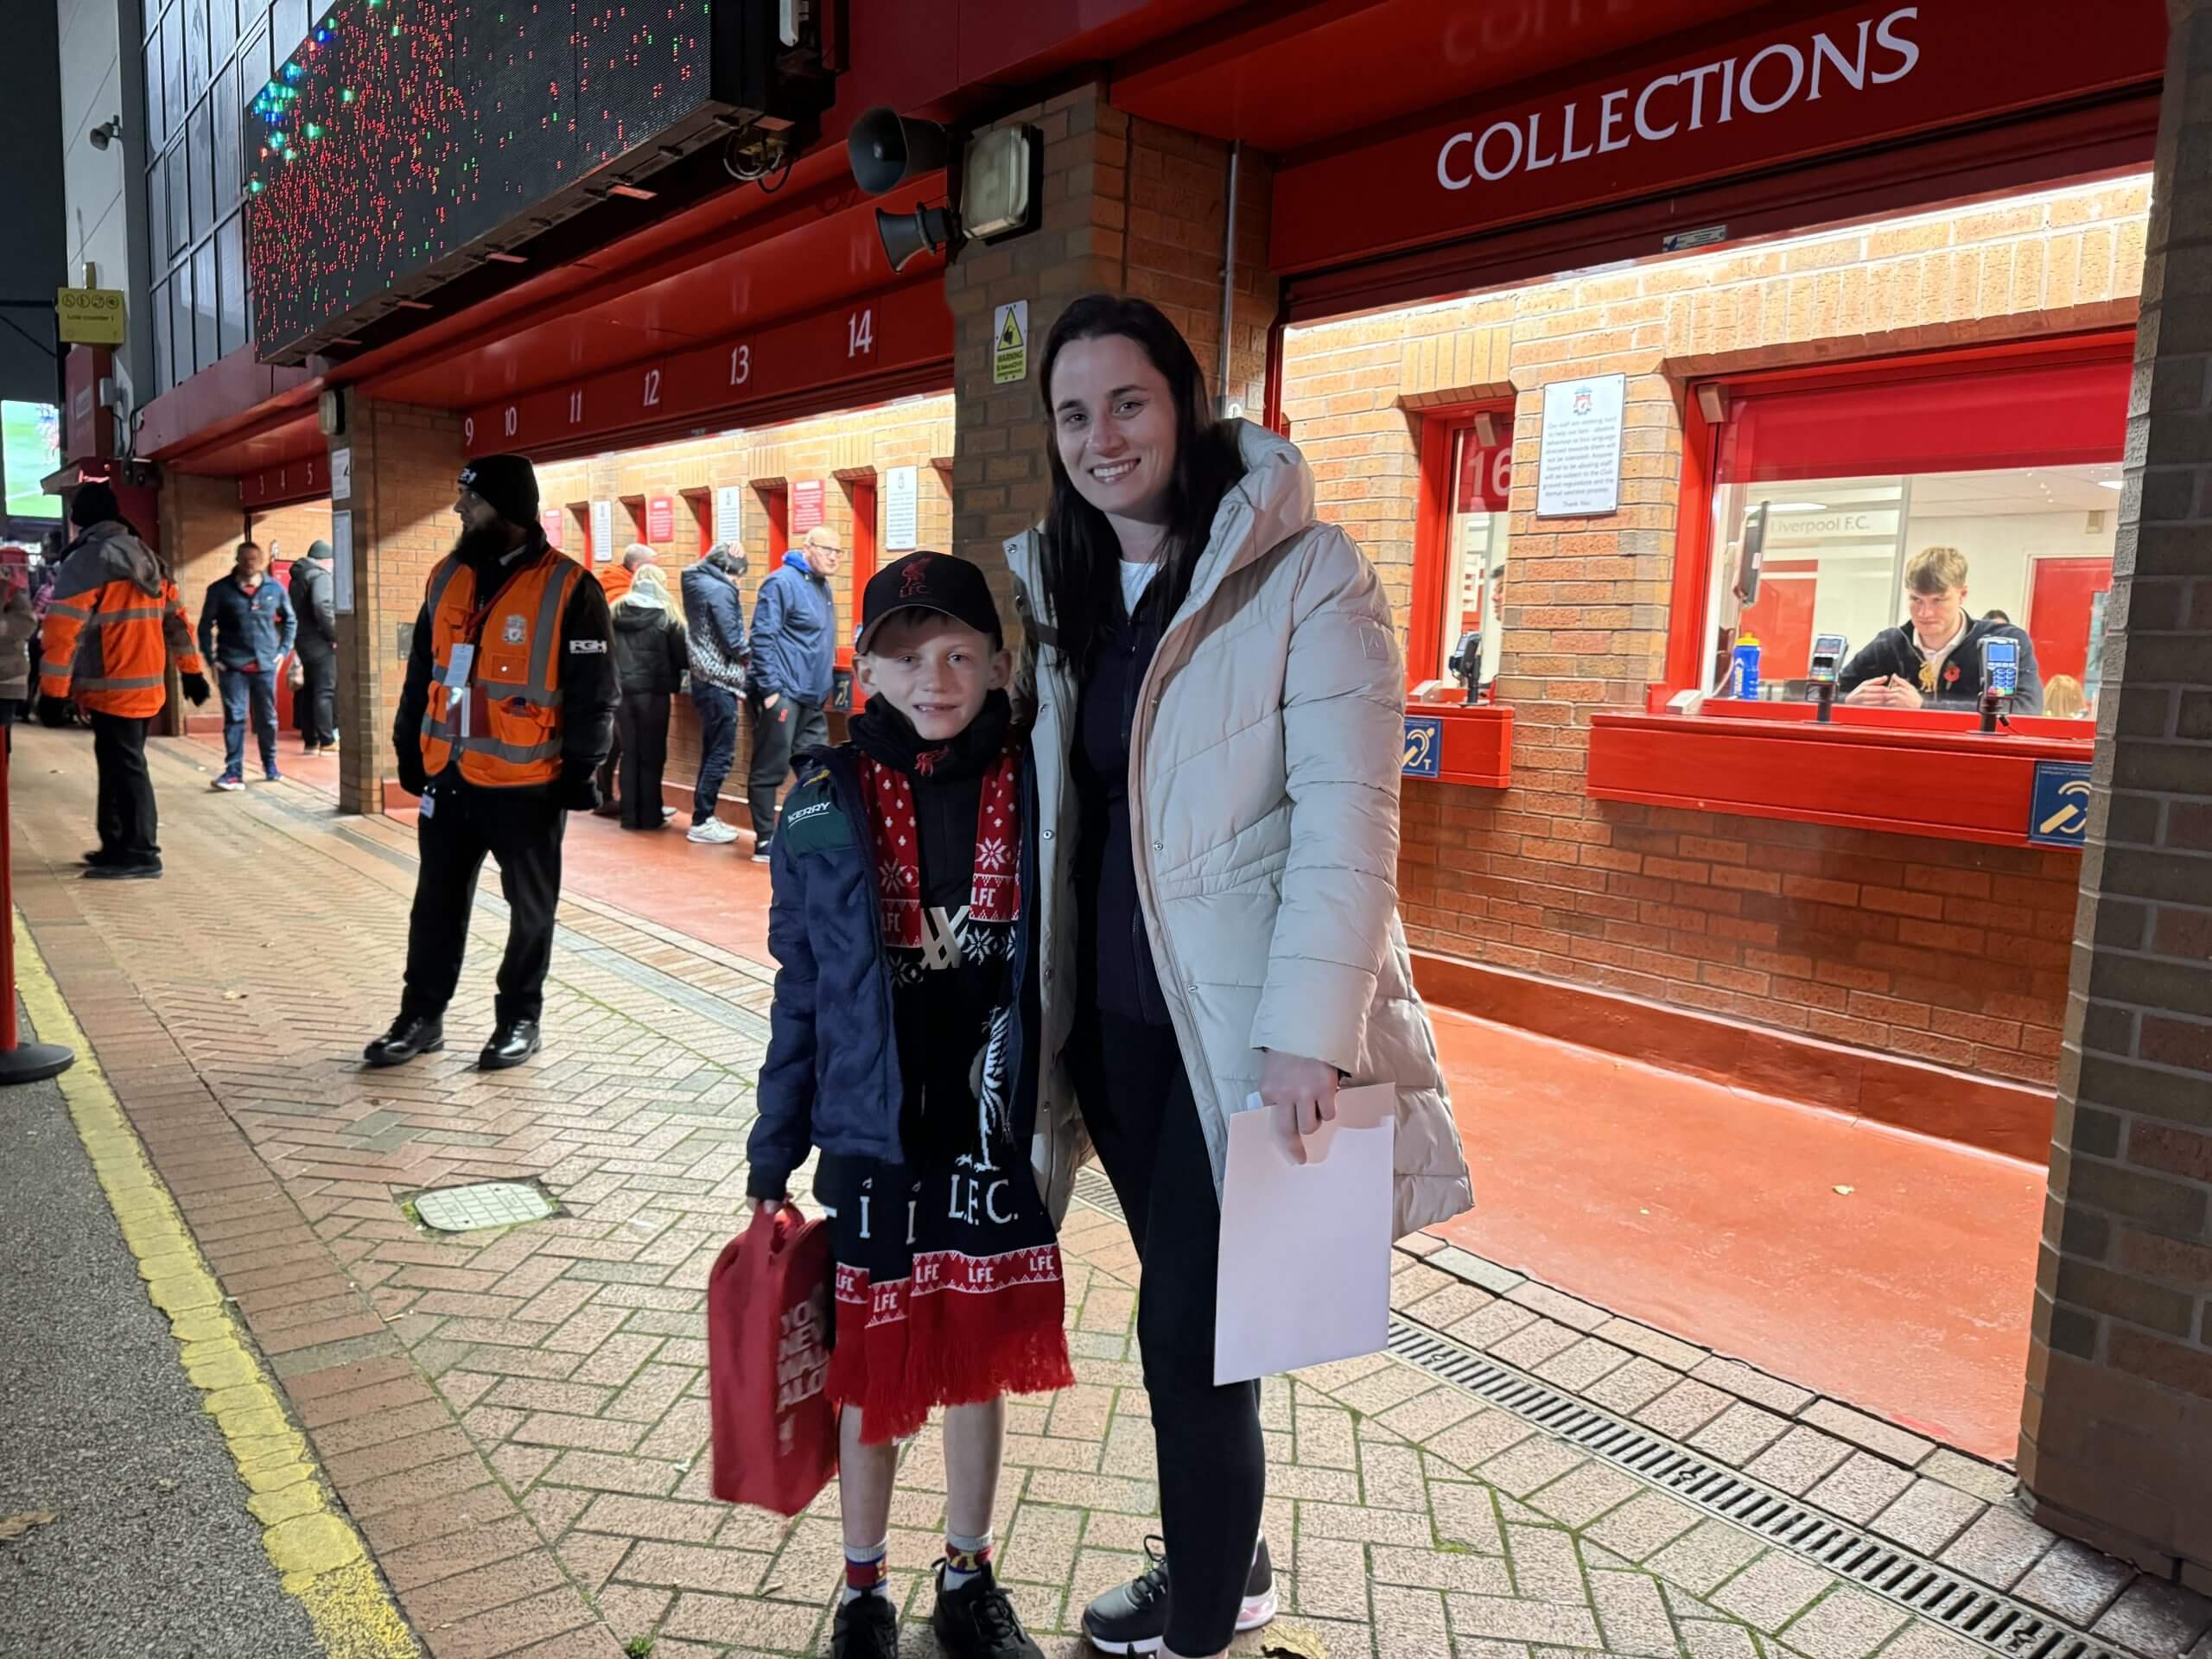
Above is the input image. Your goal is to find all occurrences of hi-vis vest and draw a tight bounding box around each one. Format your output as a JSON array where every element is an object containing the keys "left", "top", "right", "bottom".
[{"left": 417, "top": 547, "right": 583, "bottom": 786}]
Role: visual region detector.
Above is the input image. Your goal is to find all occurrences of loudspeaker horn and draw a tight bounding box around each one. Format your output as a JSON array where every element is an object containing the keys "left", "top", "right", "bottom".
[
  {"left": 848, "top": 106, "right": 953, "bottom": 196},
  {"left": 876, "top": 205, "right": 959, "bottom": 273}
]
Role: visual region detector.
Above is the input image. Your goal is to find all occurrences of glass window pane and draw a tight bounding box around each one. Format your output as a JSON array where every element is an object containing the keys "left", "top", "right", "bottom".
[
  {"left": 184, "top": 0, "right": 210, "bottom": 105},
  {"left": 270, "top": 0, "right": 305, "bottom": 59},
  {"left": 147, "top": 153, "right": 169, "bottom": 271},
  {"left": 213, "top": 61, "right": 239, "bottom": 211},
  {"left": 142, "top": 23, "right": 165, "bottom": 151},
  {"left": 210, "top": 0, "right": 234, "bottom": 74},
  {"left": 245, "top": 20, "right": 270, "bottom": 95},
  {"left": 162, "top": 6, "right": 184, "bottom": 149},
  {"left": 1708, "top": 464, "right": 2121, "bottom": 717},
  {"left": 218, "top": 213, "right": 246, "bottom": 356},
  {"left": 168, "top": 143, "right": 190, "bottom": 264},
  {"left": 1441, "top": 423, "right": 1512, "bottom": 695},
  {"left": 151, "top": 276, "right": 173, "bottom": 396},
  {"left": 170, "top": 264, "right": 195, "bottom": 378},
  {"left": 194, "top": 238, "right": 219, "bottom": 366},
  {"left": 190, "top": 98, "right": 214, "bottom": 238}
]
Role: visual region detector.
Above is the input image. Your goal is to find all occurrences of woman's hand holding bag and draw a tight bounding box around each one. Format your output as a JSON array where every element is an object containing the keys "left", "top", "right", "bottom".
[{"left": 1259, "top": 1048, "right": 1339, "bottom": 1165}]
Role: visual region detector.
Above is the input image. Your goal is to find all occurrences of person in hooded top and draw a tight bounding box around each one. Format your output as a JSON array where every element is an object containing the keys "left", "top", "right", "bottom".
[
  {"left": 608, "top": 561, "right": 687, "bottom": 830},
  {"left": 289, "top": 537, "right": 340, "bottom": 753}
]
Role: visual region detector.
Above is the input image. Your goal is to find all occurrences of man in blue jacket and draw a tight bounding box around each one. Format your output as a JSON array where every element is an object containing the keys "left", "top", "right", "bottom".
[
  {"left": 680, "top": 541, "right": 748, "bottom": 845},
  {"left": 197, "top": 539, "right": 298, "bottom": 790},
  {"left": 744, "top": 526, "right": 839, "bottom": 859}
]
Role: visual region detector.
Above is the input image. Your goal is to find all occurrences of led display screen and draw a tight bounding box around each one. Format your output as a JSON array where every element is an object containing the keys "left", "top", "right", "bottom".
[
  {"left": 1, "top": 403, "right": 63, "bottom": 521},
  {"left": 247, "top": 0, "right": 721, "bottom": 361}
]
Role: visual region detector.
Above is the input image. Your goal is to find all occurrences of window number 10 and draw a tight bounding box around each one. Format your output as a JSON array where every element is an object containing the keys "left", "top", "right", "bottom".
[{"left": 848, "top": 308, "right": 874, "bottom": 358}]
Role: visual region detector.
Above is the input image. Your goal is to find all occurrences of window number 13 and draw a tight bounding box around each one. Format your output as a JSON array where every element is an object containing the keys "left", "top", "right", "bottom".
[
  {"left": 847, "top": 308, "right": 874, "bottom": 358},
  {"left": 729, "top": 344, "right": 749, "bottom": 386}
]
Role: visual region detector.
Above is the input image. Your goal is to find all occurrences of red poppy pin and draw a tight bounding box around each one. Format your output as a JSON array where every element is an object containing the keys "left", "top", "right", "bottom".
[{"left": 1943, "top": 663, "right": 1961, "bottom": 686}]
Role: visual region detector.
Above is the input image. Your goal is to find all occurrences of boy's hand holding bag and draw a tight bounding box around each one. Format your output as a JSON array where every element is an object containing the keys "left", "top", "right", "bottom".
[{"left": 707, "top": 1201, "right": 837, "bottom": 1516}]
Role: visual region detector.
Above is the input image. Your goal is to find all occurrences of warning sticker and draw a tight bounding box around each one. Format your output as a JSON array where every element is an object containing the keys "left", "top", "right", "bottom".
[{"left": 993, "top": 301, "right": 1028, "bottom": 385}]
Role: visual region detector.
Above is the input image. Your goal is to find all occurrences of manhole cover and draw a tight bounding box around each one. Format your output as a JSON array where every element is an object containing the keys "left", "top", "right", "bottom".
[{"left": 411, "top": 1181, "right": 556, "bottom": 1232}]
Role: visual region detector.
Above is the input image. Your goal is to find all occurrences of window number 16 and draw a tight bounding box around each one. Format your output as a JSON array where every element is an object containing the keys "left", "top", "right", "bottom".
[{"left": 847, "top": 308, "right": 874, "bottom": 358}]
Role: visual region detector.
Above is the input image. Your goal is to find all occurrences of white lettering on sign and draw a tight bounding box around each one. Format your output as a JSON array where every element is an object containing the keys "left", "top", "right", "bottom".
[
  {"left": 848, "top": 308, "right": 874, "bottom": 358},
  {"left": 503, "top": 405, "right": 517, "bottom": 437},
  {"left": 729, "top": 343, "right": 750, "bottom": 386},
  {"left": 641, "top": 367, "right": 662, "bottom": 407},
  {"left": 1437, "top": 6, "right": 1920, "bottom": 192},
  {"left": 463, "top": 416, "right": 475, "bottom": 445},
  {"left": 568, "top": 390, "right": 583, "bottom": 424}
]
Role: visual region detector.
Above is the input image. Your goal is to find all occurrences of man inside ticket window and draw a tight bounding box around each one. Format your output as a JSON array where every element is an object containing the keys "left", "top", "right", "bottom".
[{"left": 1839, "top": 546, "right": 2044, "bottom": 715}]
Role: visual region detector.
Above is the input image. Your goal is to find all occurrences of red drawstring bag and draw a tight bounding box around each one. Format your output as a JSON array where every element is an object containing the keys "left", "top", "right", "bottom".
[{"left": 707, "top": 1204, "right": 838, "bottom": 1516}]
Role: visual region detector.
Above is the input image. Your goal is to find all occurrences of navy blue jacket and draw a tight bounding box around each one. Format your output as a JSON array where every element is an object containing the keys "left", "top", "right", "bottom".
[
  {"left": 1837, "top": 615, "right": 2045, "bottom": 715},
  {"left": 197, "top": 572, "right": 298, "bottom": 672},
  {"left": 747, "top": 551, "right": 836, "bottom": 703},
  {"left": 746, "top": 741, "right": 1041, "bottom": 1201},
  {"left": 679, "top": 556, "right": 747, "bottom": 691}
]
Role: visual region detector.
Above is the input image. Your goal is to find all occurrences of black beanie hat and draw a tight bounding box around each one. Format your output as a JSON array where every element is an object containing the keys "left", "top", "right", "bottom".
[
  {"left": 457, "top": 454, "right": 539, "bottom": 528},
  {"left": 72, "top": 480, "right": 120, "bottom": 528}
]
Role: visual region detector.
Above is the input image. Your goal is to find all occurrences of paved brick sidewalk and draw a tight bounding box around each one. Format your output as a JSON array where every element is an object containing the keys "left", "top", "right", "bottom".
[{"left": 10, "top": 727, "right": 2205, "bottom": 1659}]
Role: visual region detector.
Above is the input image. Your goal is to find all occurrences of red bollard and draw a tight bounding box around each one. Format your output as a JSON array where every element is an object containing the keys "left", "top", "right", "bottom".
[{"left": 0, "top": 724, "right": 75, "bottom": 1084}]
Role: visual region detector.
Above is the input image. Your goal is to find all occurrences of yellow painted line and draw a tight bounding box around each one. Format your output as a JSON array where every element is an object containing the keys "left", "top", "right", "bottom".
[{"left": 14, "top": 912, "right": 423, "bottom": 1659}]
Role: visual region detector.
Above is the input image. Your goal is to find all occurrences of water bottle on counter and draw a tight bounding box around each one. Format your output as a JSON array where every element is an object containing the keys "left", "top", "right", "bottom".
[{"left": 1731, "top": 634, "right": 1761, "bottom": 701}]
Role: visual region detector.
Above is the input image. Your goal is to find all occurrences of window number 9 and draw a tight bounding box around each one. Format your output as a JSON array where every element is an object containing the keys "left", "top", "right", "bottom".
[{"left": 463, "top": 416, "right": 475, "bottom": 445}]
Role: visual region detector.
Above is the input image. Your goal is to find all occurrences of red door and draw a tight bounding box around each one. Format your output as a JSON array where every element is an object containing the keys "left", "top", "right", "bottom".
[
  {"left": 2026, "top": 556, "right": 2113, "bottom": 685},
  {"left": 1738, "top": 569, "right": 1818, "bottom": 683},
  {"left": 269, "top": 559, "right": 298, "bottom": 733}
]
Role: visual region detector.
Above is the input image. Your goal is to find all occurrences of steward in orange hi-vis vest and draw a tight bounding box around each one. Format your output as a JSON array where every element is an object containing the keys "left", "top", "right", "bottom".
[
  {"left": 370, "top": 454, "right": 618, "bottom": 1074},
  {"left": 39, "top": 482, "right": 213, "bottom": 881}
]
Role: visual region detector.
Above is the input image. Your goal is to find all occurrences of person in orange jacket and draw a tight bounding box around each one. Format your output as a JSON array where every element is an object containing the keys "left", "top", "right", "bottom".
[{"left": 39, "top": 481, "right": 211, "bottom": 880}]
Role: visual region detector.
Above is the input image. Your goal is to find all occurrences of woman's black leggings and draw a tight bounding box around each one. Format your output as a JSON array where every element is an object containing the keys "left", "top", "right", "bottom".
[{"left": 1070, "top": 1014, "right": 1265, "bottom": 1656}]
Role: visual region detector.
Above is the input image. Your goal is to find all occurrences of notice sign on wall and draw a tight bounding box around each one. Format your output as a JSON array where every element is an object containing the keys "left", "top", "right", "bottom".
[
  {"left": 1535, "top": 373, "right": 1626, "bottom": 518},
  {"left": 331, "top": 511, "right": 354, "bottom": 615},
  {"left": 328, "top": 446, "right": 353, "bottom": 503},
  {"left": 791, "top": 480, "right": 825, "bottom": 535},
  {"left": 714, "top": 485, "right": 743, "bottom": 547},
  {"left": 590, "top": 499, "right": 614, "bottom": 564},
  {"left": 540, "top": 508, "right": 563, "bottom": 549},
  {"left": 884, "top": 466, "right": 919, "bottom": 551},
  {"left": 645, "top": 493, "right": 676, "bottom": 543},
  {"left": 994, "top": 302, "right": 1028, "bottom": 385}
]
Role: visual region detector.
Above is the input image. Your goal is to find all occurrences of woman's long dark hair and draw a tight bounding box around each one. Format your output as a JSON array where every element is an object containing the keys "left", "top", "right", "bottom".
[{"left": 1037, "top": 295, "right": 1246, "bottom": 671}]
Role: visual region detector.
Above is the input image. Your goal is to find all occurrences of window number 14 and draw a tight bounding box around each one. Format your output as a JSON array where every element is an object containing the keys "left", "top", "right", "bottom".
[{"left": 847, "top": 308, "right": 874, "bottom": 358}]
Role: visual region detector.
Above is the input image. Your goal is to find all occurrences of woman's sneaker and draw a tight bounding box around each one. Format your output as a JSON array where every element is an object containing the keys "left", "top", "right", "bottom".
[
  {"left": 830, "top": 1591, "right": 898, "bottom": 1659},
  {"left": 687, "top": 817, "right": 740, "bottom": 844},
  {"left": 1079, "top": 1535, "right": 1276, "bottom": 1655},
  {"left": 931, "top": 1560, "right": 1043, "bottom": 1659}
]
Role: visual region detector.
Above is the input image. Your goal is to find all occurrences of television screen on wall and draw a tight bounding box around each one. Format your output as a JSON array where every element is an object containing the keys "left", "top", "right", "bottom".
[
  {"left": 1, "top": 403, "right": 63, "bottom": 521},
  {"left": 246, "top": 0, "right": 830, "bottom": 364}
]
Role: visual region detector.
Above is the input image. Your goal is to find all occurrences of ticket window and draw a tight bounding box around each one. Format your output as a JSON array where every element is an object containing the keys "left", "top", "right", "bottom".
[
  {"left": 1414, "top": 411, "right": 1514, "bottom": 698},
  {"left": 1699, "top": 347, "right": 2127, "bottom": 718}
]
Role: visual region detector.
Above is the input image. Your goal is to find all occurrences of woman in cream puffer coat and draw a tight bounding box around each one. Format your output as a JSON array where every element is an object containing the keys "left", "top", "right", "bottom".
[{"left": 1009, "top": 294, "right": 1471, "bottom": 1659}]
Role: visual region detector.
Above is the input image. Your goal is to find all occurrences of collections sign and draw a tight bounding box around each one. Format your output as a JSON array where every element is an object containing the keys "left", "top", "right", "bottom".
[{"left": 1270, "top": 0, "right": 2166, "bottom": 272}]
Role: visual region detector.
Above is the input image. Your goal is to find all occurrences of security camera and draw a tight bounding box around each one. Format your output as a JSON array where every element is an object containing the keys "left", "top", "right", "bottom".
[{"left": 88, "top": 117, "right": 123, "bottom": 151}]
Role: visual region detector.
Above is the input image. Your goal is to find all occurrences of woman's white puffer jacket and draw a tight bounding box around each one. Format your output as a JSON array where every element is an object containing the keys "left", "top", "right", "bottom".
[{"left": 1010, "top": 420, "right": 1473, "bottom": 1241}]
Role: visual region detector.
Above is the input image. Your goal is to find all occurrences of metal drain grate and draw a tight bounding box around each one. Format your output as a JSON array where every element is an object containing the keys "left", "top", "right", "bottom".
[
  {"left": 1069, "top": 1167, "right": 2123, "bottom": 1659},
  {"left": 1387, "top": 1322, "right": 2125, "bottom": 1659},
  {"left": 410, "top": 1180, "right": 558, "bottom": 1232}
]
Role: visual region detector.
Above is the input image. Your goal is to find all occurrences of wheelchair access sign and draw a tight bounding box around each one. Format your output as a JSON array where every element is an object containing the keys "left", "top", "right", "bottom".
[
  {"left": 1402, "top": 715, "right": 1443, "bottom": 779},
  {"left": 2029, "top": 760, "right": 2094, "bottom": 847}
]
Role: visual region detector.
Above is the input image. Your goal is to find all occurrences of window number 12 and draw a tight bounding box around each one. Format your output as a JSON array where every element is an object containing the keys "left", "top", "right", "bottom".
[
  {"left": 642, "top": 368, "right": 662, "bottom": 407},
  {"left": 848, "top": 308, "right": 874, "bottom": 358}
]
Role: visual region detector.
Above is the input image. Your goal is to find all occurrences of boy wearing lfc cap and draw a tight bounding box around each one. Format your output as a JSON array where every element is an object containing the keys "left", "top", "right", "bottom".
[{"left": 745, "top": 551, "right": 1072, "bottom": 1659}]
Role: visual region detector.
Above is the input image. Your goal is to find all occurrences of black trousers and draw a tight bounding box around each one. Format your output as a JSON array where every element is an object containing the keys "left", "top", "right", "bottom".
[
  {"left": 1071, "top": 1014, "right": 1266, "bottom": 1657},
  {"left": 89, "top": 711, "right": 158, "bottom": 862},
  {"left": 298, "top": 651, "right": 338, "bottom": 747},
  {"left": 615, "top": 691, "right": 670, "bottom": 829},
  {"left": 401, "top": 778, "right": 566, "bottom": 1027},
  {"left": 744, "top": 690, "right": 828, "bottom": 844}
]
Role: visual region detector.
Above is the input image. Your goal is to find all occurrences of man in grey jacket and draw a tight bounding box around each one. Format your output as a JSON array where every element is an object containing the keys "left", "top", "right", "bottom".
[{"left": 289, "top": 539, "right": 340, "bottom": 754}]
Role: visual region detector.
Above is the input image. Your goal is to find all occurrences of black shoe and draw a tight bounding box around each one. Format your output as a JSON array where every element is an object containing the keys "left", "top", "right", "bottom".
[
  {"left": 364, "top": 1013, "right": 444, "bottom": 1068},
  {"left": 591, "top": 803, "right": 621, "bottom": 819},
  {"left": 82, "top": 858, "right": 162, "bottom": 880},
  {"left": 831, "top": 1592, "right": 898, "bottom": 1659},
  {"left": 1079, "top": 1535, "right": 1276, "bottom": 1655},
  {"left": 931, "top": 1561, "right": 1042, "bottom": 1659},
  {"left": 477, "top": 1020, "right": 541, "bottom": 1071},
  {"left": 81, "top": 848, "right": 127, "bottom": 868}
]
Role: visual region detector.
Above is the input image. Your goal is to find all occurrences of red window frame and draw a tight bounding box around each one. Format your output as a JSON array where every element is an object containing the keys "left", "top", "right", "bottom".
[
  {"left": 1662, "top": 329, "right": 2136, "bottom": 694},
  {"left": 836, "top": 474, "right": 879, "bottom": 672},
  {"left": 1409, "top": 399, "right": 1516, "bottom": 690}
]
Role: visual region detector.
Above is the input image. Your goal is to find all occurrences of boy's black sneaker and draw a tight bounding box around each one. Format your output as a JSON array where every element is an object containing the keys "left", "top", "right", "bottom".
[
  {"left": 831, "top": 1591, "right": 898, "bottom": 1659},
  {"left": 1079, "top": 1534, "right": 1277, "bottom": 1655},
  {"left": 931, "top": 1560, "right": 1043, "bottom": 1659}
]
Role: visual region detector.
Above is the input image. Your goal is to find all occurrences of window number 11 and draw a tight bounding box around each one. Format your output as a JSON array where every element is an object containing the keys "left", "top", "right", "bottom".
[{"left": 848, "top": 308, "right": 874, "bottom": 358}]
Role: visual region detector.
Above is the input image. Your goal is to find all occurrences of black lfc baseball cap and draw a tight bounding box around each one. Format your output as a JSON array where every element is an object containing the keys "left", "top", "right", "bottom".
[{"left": 855, "top": 551, "right": 1004, "bottom": 655}]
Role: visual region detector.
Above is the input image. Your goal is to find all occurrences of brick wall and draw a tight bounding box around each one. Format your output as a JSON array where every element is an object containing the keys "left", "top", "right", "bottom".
[
  {"left": 950, "top": 84, "right": 1276, "bottom": 630},
  {"left": 247, "top": 499, "right": 334, "bottom": 571},
  {"left": 532, "top": 395, "right": 954, "bottom": 798},
  {"left": 1282, "top": 175, "right": 2151, "bottom": 1088},
  {"left": 2019, "top": 3, "right": 2212, "bottom": 1589}
]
